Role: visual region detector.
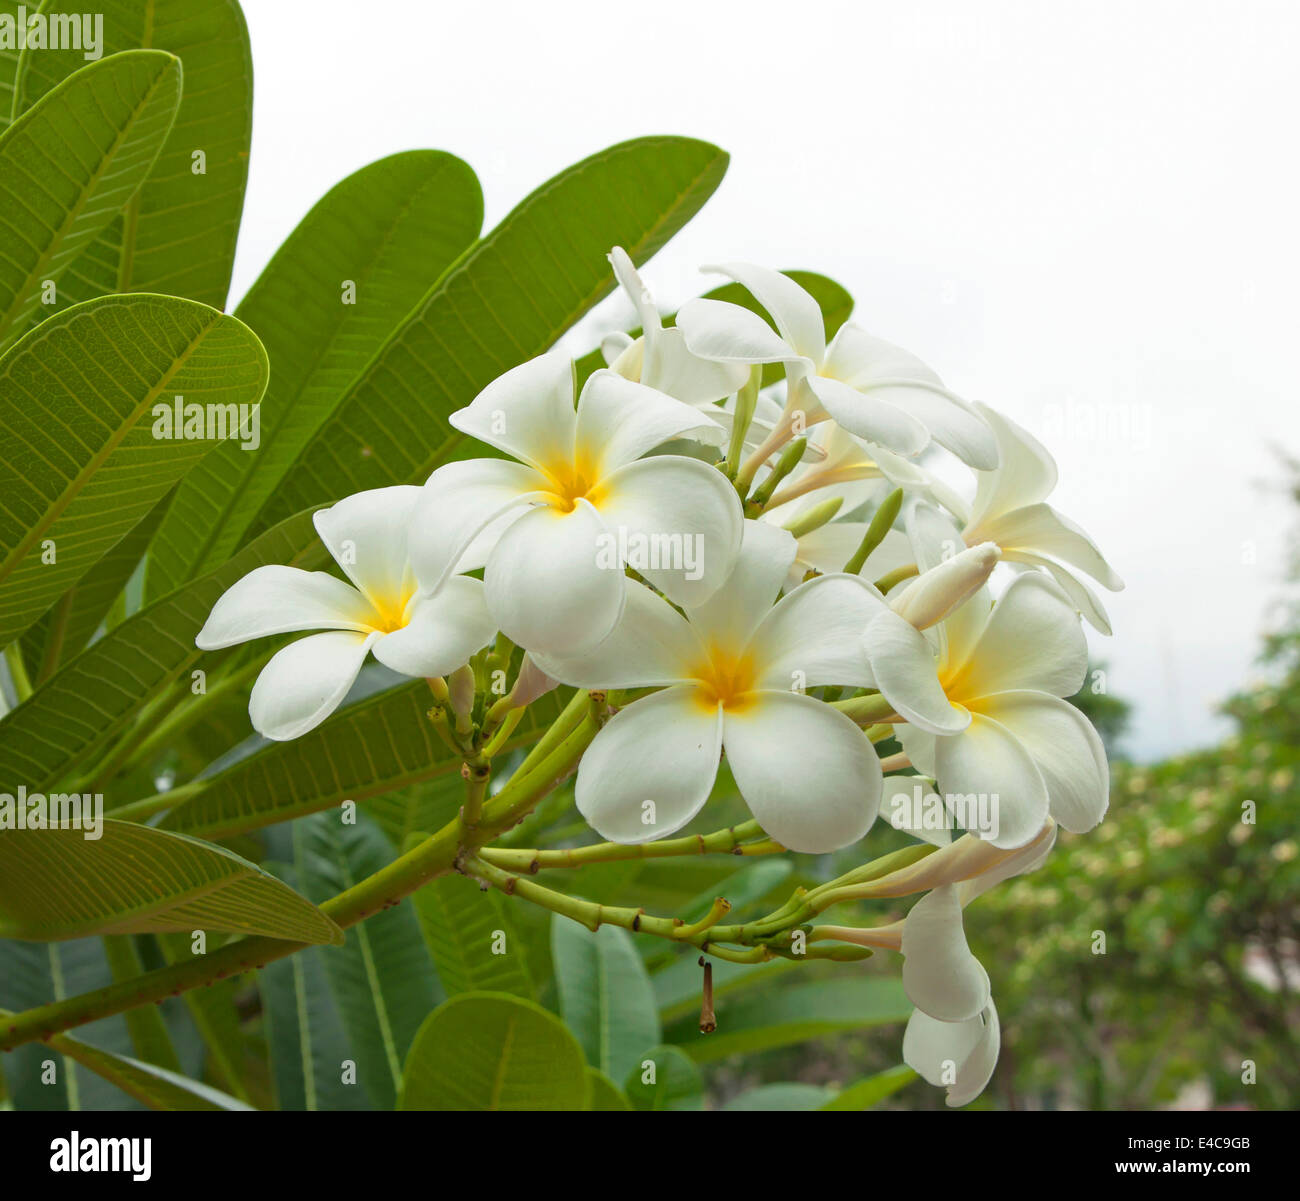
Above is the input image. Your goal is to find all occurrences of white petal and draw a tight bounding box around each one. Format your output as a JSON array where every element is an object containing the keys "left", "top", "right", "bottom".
[
  {"left": 532, "top": 580, "right": 702, "bottom": 690},
  {"left": 608, "top": 246, "right": 660, "bottom": 334},
  {"left": 949, "top": 572, "right": 1087, "bottom": 700},
  {"left": 881, "top": 775, "right": 952, "bottom": 846},
  {"left": 901, "top": 886, "right": 991, "bottom": 1022},
  {"left": 751, "top": 573, "right": 884, "bottom": 690},
  {"left": 410, "top": 458, "right": 546, "bottom": 593},
  {"left": 722, "top": 690, "right": 880, "bottom": 853},
  {"left": 823, "top": 324, "right": 944, "bottom": 389},
  {"left": 801, "top": 375, "right": 930, "bottom": 458},
  {"left": 641, "top": 327, "right": 750, "bottom": 405},
  {"left": 703, "top": 262, "right": 826, "bottom": 362},
  {"left": 944, "top": 1001, "right": 1000, "bottom": 1107},
  {"left": 676, "top": 297, "right": 803, "bottom": 365},
  {"left": 879, "top": 386, "right": 997, "bottom": 470},
  {"left": 685, "top": 519, "right": 794, "bottom": 652},
  {"left": 592, "top": 455, "right": 743, "bottom": 607},
  {"left": 958, "top": 820, "right": 1058, "bottom": 904},
  {"left": 196, "top": 565, "right": 370, "bottom": 649},
  {"left": 448, "top": 351, "right": 577, "bottom": 472},
  {"left": 249, "top": 631, "right": 377, "bottom": 741},
  {"left": 484, "top": 499, "right": 625, "bottom": 656},
  {"left": 976, "top": 502, "right": 1124, "bottom": 591},
  {"left": 973, "top": 691, "right": 1109, "bottom": 834},
  {"left": 967, "top": 402, "right": 1057, "bottom": 529},
  {"left": 789, "top": 521, "right": 867, "bottom": 579},
  {"left": 313, "top": 485, "right": 421, "bottom": 615},
  {"left": 575, "top": 686, "right": 723, "bottom": 843},
  {"left": 934, "top": 713, "right": 1050, "bottom": 848},
  {"left": 896, "top": 724, "right": 938, "bottom": 777},
  {"left": 904, "top": 498, "right": 970, "bottom": 574},
  {"left": 370, "top": 576, "right": 497, "bottom": 679},
  {"left": 904, "top": 1003, "right": 1000, "bottom": 1107},
  {"left": 600, "top": 330, "right": 634, "bottom": 366},
  {"left": 1007, "top": 551, "right": 1113, "bottom": 635},
  {"left": 576, "top": 369, "right": 725, "bottom": 473},
  {"left": 863, "top": 611, "right": 970, "bottom": 735}
]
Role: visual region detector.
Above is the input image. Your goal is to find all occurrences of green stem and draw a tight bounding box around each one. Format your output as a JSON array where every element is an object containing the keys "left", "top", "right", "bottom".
[
  {"left": 479, "top": 820, "right": 777, "bottom": 871},
  {"left": 844, "top": 488, "right": 903, "bottom": 575}
]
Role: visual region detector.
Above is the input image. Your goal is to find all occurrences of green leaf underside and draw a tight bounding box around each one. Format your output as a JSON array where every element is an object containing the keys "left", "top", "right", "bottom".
[
  {"left": 0, "top": 293, "right": 268, "bottom": 647},
  {"left": 623, "top": 1043, "right": 703, "bottom": 1111},
  {"left": 0, "top": 508, "right": 319, "bottom": 794},
  {"left": 821, "top": 1065, "right": 919, "bottom": 1110},
  {"left": 147, "top": 149, "right": 484, "bottom": 599},
  {"left": 585, "top": 1067, "right": 632, "bottom": 1110},
  {"left": 399, "top": 991, "right": 589, "bottom": 1111},
  {"left": 552, "top": 916, "right": 661, "bottom": 1085},
  {"left": 0, "top": 818, "right": 342, "bottom": 944},
  {"left": 0, "top": 49, "right": 181, "bottom": 349},
  {"left": 248, "top": 136, "right": 729, "bottom": 535},
  {"left": 15, "top": 0, "right": 254, "bottom": 313}
]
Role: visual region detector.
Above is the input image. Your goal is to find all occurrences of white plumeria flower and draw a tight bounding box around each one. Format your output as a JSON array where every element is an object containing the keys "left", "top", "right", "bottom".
[
  {"left": 907, "top": 403, "right": 1124, "bottom": 633},
  {"left": 676, "top": 263, "right": 999, "bottom": 469},
  {"left": 533, "top": 521, "right": 886, "bottom": 853},
  {"left": 196, "top": 486, "right": 495, "bottom": 741},
  {"left": 407, "top": 352, "right": 744, "bottom": 657},
  {"left": 774, "top": 512, "right": 914, "bottom": 594},
  {"left": 601, "top": 246, "right": 749, "bottom": 407},
  {"left": 863, "top": 572, "right": 1109, "bottom": 848}
]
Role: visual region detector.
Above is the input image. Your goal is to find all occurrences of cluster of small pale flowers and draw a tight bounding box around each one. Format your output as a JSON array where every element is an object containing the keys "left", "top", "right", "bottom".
[{"left": 196, "top": 249, "right": 1123, "bottom": 1106}]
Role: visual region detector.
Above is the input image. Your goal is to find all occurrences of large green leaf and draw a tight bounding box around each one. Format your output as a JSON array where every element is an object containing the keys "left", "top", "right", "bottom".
[
  {"left": 0, "top": 509, "right": 319, "bottom": 794},
  {"left": 724, "top": 1083, "right": 835, "bottom": 1111},
  {"left": 294, "top": 813, "right": 440, "bottom": 1110},
  {"left": 0, "top": 1, "right": 38, "bottom": 131},
  {"left": 399, "top": 991, "right": 589, "bottom": 1111},
  {"left": 667, "top": 976, "right": 912, "bottom": 1063},
  {"left": 821, "top": 1065, "right": 918, "bottom": 1110},
  {"left": 585, "top": 1068, "right": 632, "bottom": 1110},
  {"left": 0, "top": 50, "right": 180, "bottom": 348},
  {"left": 14, "top": 0, "right": 254, "bottom": 313},
  {"left": 101, "top": 933, "right": 182, "bottom": 1073},
  {"left": 38, "top": 1027, "right": 251, "bottom": 1111},
  {"left": 147, "top": 149, "right": 484, "bottom": 599},
  {"left": 250, "top": 136, "right": 729, "bottom": 534},
  {"left": 0, "top": 293, "right": 269, "bottom": 647},
  {"left": 413, "top": 871, "right": 534, "bottom": 1000},
  {"left": 159, "top": 683, "right": 565, "bottom": 839},
  {"left": 551, "top": 916, "right": 661, "bottom": 1085},
  {"left": 0, "top": 819, "right": 342, "bottom": 943},
  {"left": 622, "top": 1043, "right": 703, "bottom": 1111}
]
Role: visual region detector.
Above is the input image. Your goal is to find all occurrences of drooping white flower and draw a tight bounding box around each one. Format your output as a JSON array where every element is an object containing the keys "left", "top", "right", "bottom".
[
  {"left": 196, "top": 486, "right": 495, "bottom": 741},
  {"left": 534, "top": 521, "right": 887, "bottom": 853},
  {"left": 407, "top": 352, "right": 744, "bottom": 657},
  {"left": 676, "top": 263, "right": 998, "bottom": 468},
  {"left": 601, "top": 246, "right": 749, "bottom": 406},
  {"left": 863, "top": 572, "right": 1109, "bottom": 848},
  {"left": 904, "top": 1001, "right": 1001, "bottom": 1108},
  {"left": 906, "top": 403, "right": 1124, "bottom": 632}
]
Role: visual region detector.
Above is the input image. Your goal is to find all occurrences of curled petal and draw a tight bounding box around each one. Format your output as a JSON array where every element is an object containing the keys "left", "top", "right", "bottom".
[
  {"left": 968, "top": 402, "right": 1058, "bottom": 529},
  {"left": 702, "top": 262, "right": 827, "bottom": 362},
  {"left": 313, "top": 485, "right": 421, "bottom": 614},
  {"left": 575, "top": 686, "right": 723, "bottom": 843},
  {"left": 197, "top": 565, "right": 370, "bottom": 649},
  {"left": 1006, "top": 551, "right": 1113, "bottom": 635},
  {"left": 723, "top": 690, "right": 881, "bottom": 854},
  {"left": 863, "top": 611, "right": 970, "bottom": 736},
  {"left": 974, "top": 502, "right": 1123, "bottom": 592},
  {"left": 576, "top": 370, "right": 725, "bottom": 474},
  {"left": 249, "top": 631, "right": 378, "bottom": 741},
  {"left": 901, "top": 886, "right": 991, "bottom": 1022},
  {"left": 641, "top": 327, "right": 749, "bottom": 405},
  {"left": 677, "top": 297, "right": 804, "bottom": 365},
  {"left": 370, "top": 576, "right": 496, "bottom": 679},
  {"left": 801, "top": 375, "right": 930, "bottom": 458},
  {"left": 903, "top": 1002, "right": 1000, "bottom": 1107}
]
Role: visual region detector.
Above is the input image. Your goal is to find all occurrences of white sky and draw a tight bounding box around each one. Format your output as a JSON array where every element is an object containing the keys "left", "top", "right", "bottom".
[{"left": 232, "top": 0, "right": 1300, "bottom": 761}]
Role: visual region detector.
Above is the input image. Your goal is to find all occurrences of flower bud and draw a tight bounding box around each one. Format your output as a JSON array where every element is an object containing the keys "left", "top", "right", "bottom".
[
  {"left": 447, "top": 664, "right": 476, "bottom": 717},
  {"left": 509, "top": 655, "right": 559, "bottom": 709},
  {"left": 889, "top": 542, "right": 999, "bottom": 630}
]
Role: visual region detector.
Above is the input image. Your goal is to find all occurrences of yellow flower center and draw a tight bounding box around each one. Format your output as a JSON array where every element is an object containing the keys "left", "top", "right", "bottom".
[
  {"left": 364, "top": 586, "right": 416, "bottom": 634},
  {"left": 691, "top": 643, "right": 759, "bottom": 713},
  {"left": 540, "top": 448, "right": 604, "bottom": 513}
]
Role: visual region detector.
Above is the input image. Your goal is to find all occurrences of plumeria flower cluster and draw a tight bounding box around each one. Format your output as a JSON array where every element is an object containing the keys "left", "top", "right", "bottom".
[{"left": 197, "top": 245, "right": 1122, "bottom": 1106}]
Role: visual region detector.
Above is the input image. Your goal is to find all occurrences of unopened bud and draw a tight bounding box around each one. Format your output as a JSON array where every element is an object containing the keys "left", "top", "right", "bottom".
[
  {"left": 890, "top": 542, "right": 999, "bottom": 630},
  {"left": 447, "top": 664, "right": 476, "bottom": 716},
  {"left": 509, "top": 655, "right": 559, "bottom": 708}
]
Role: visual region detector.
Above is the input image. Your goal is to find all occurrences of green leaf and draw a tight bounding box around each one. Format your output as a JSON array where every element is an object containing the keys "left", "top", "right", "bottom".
[
  {"left": 724, "top": 1083, "right": 835, "bottom": 1111},
  {"left": 0, "top": 935, "right": 143, "bottom": 1109},
  {"left": 551, "top": 916, "right": 661, "bottom": 1084},
  {"left": 0, "top": 819, "right": 343, "bottom": 944},
  {"left": 623, "top": 1044, "right": 703, "bottom": 1111},
  {"left": 412, "top": 871, "right": 534, "bottom": 1000},
  {"left": 668, "top": 976, "right": 912, "bottom": 1063},
  {"left": 19, "top": 486, "right": 169, "bottom": 685},
  {"left": 147, "top": 149, "right": 484, "bottom": 598},
  {"left": 14, "top": 0, "right": 254, "bottom": 312},
  {"left": 585, "top": 1068, "right": 632, "bottom": 1110},
  {"left": 0, "top": 508, "right": 319, "bottom": 794},
  {"left": 41, "top": 1028, "right": 251, "bottom": 1111},
  {"left": 0, "top": 0, "right": 33, "bottom": 131},
  {"left": 100, "top": 934, "right": 182, "bottom": 1073},
  {"left": 159, "top": 683, "right": 564, "bottom": 839},
  {"left": 821, "top": 1064, "right": 918, "bottom": 1110},
  {"left": 259, "top": 857, "right": 363, "bottom": 1111},
  {"left": 652, "top": 953, "right": 798, "bottom": 1024},
  {"left": 399, "top": 991, "right": 589, "bottom": 1111},
  {"left": 250, "top": 135, "right": 729, "bottom": 534},
  {"left": 0, "top": 50, "right": 181, "bottom": 348},
  {"left": 0, "top": 293, "right": 269, "bottom": 647},
  {"left": 294, "top": 813, "right": 440, "bottom": 1110}
]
